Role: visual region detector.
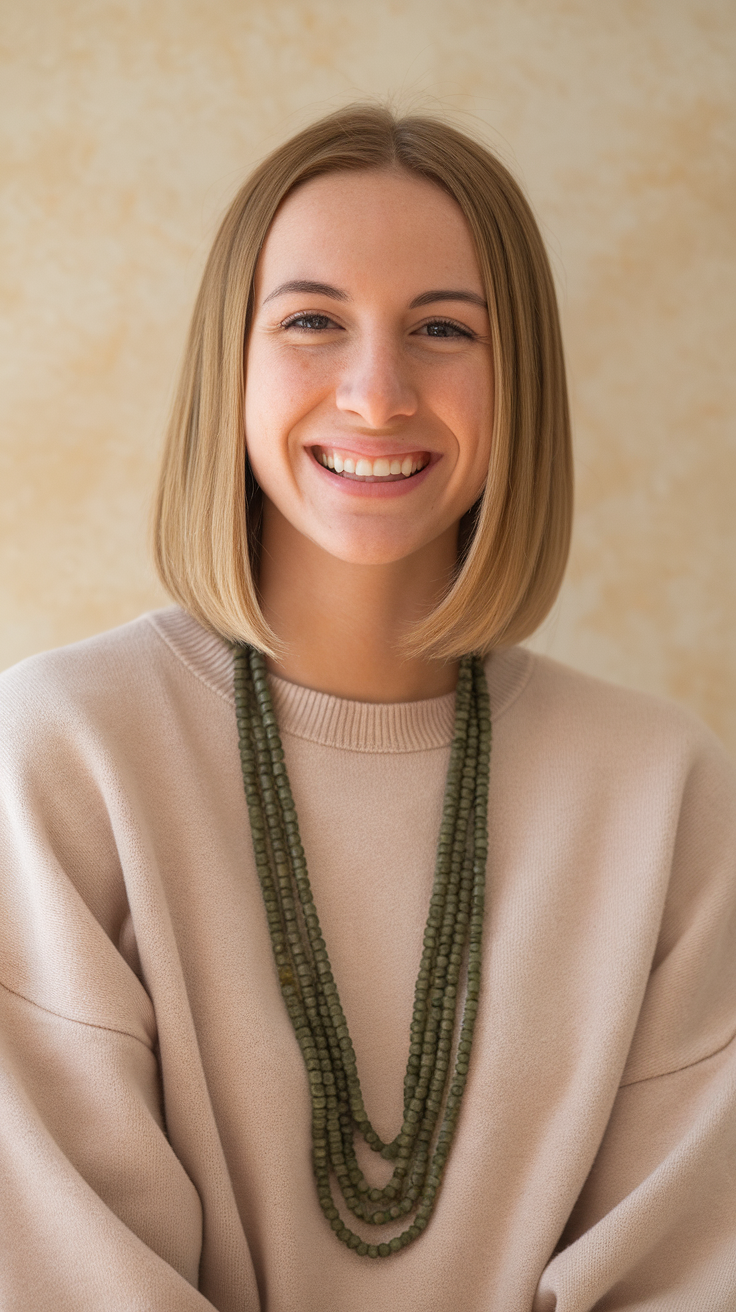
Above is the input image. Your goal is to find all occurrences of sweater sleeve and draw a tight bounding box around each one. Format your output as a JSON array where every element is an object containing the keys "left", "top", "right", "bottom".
[
  {"left": 535, "top": 727, "right": 736, "bottom": 1311},
  {"left": 0, "top": 671, "right": 217, "bottom": 1310},
  {"left": 0, "top": 984, "right": 215, "bottom": 1309}
]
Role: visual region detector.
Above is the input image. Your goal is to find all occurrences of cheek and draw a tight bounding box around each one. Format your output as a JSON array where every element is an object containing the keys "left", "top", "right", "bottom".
[
  {"left": 243, "top": 345, "right": 291, "bottom": 480},
  {"left": 244, "top": 340, "right": 324, "bottom": 457},
  {"left": 244, "top": 350, "right": 322, "bottom": 520},
  {"left": 439, "top": 366, "right": 493, "bottom": 467}
]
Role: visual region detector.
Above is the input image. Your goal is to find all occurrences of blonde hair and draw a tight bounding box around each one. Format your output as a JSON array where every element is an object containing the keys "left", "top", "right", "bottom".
[{"left": 153, "top": 104, "right": 572, "bottom": 659}]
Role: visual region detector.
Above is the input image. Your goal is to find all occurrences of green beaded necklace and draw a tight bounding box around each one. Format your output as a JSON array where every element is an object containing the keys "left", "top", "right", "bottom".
[{"left": 234, "top": 646, "right": 491, "bottom": 1258}]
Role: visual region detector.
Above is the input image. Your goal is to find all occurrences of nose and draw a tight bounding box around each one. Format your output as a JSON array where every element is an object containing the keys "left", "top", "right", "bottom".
[{"left": 334, "top": 333, "right": 418, "bottom": 428}]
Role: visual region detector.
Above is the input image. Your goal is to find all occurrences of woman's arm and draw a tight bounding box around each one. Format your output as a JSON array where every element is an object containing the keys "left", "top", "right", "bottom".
[
  {"left": 536, "top": 728, "right": 736, "bottom": 1310},
  {"left": 0, "top": 646, "right": 255, "bottom": 1311},
  {"left": 0, "top": 983, "right": 212, "bottom": 1309},
  {"left": 536, "top": 1040, "right": 736, "bottom": 1310}
]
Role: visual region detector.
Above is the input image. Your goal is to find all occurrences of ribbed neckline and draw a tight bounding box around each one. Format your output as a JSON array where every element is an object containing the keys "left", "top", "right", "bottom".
[{"left": 147, "top": 606, "right": 534, "bottom": 754}]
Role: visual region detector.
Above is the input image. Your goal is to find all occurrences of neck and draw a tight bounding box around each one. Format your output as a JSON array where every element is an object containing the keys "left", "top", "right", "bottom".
[{"left": 258, "top": 503, "right": 459, "bottom": 702}]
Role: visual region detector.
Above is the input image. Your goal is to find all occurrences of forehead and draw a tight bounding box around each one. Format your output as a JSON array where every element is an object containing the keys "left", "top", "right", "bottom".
[{"left": 255, "top": 168, "right": 483, "bottom": 297}]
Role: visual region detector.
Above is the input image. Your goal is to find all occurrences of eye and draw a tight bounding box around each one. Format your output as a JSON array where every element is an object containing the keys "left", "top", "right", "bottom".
[
  {"left": 281, "top": 312, "right": 342, "bottom": 332},
  {"left": 416, "top": 318, "right": 475, "bottom": 340}
]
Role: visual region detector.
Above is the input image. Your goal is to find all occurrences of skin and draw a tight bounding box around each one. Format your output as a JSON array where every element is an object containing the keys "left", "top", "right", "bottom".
[{"left": 244, "top": 167, "right": 494, "bottom": 701}]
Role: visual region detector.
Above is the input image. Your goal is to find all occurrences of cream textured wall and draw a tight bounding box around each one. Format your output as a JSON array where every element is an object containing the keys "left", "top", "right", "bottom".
[{"left": 1, "top": 0, "right": 735, "bottom": 751}]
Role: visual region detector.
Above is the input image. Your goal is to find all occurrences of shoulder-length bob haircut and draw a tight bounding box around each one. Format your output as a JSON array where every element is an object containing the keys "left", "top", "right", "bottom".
[{"left": 154, "top": 103, "right": 572, "bottom": 660}]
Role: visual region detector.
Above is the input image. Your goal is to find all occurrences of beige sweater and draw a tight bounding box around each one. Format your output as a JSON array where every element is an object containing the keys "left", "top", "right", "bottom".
[{"left": 0, "top": 607, "right": 734, "bottom": 1311}]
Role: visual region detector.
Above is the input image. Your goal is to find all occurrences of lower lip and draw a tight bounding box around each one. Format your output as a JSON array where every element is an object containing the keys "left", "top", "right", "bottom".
[{"left": 308, "top": 454, "right": 436, "bottom": 498}]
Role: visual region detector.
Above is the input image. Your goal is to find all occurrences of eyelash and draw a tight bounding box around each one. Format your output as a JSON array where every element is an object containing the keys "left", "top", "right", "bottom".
[
  {"left": 281, "top": 312, "right": 336, "bottom": 331},
  {"left": 280, "top": 312, "right": 476, "bottom": 340},
  {"left": 421, "top": 318, "right": 475, "bottom": 340}
]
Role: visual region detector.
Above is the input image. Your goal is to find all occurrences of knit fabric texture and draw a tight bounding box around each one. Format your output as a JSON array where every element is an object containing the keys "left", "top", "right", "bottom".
[{"left": 0, "top": 606, "right": 734, "bottom": 1311}]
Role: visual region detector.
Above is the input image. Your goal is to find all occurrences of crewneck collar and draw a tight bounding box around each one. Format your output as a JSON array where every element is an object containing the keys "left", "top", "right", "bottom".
[{"left": 147, "top": 606, "right": 533, "bottom": 754}]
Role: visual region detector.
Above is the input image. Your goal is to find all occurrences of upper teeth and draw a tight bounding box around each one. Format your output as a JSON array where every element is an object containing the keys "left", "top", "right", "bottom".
[{"left": 317, "top": 450, "right": 427, "bottom": 478}]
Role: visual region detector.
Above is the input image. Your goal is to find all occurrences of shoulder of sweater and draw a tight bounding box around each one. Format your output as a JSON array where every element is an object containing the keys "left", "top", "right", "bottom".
[
  {"left": 0, "top": 608, "right": 225, "bottom": 760},
  {"left": 518, "top": 647, "right": 697, "bottom": 728},
  {"left": 514, "top": 648, "right": 734, "bottom": 780},
  {"left": 0, "top": 609, "right": 178, "bottom": 707}
]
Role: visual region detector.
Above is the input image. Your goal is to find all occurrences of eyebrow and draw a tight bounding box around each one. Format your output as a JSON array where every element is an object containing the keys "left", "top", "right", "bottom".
[
  {"left": 261, "top": 280, "right": 487, "bottom": 310},
  {"left": 263, "top": 280, "right": 349, "bottom": 304},
  {"left": 409, "top": 289, "right": 487, "bottom": 309}
]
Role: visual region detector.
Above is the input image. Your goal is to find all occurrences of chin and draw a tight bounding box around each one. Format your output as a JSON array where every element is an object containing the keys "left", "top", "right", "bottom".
[{"left": 320, "top": 534, "right": 425, "bottom": 567}]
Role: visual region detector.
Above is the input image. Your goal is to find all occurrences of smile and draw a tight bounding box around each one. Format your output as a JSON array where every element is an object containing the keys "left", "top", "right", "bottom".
[{"left": 312, "top": 447, "right": 430, "bottom": 481}]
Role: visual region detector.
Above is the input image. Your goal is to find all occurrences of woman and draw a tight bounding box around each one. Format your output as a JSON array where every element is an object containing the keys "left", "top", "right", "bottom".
[{"left": 0, "top": 105, "right": 734, "bottom": 1311}]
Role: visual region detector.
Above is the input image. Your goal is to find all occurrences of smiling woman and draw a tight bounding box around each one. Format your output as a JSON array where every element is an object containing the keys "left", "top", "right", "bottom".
[
  {"left": 154, "top": 107, "right": 571, "bottom": 695},
  {"left": 0, "top": 105, "right": 735, "bottom": 1312}
]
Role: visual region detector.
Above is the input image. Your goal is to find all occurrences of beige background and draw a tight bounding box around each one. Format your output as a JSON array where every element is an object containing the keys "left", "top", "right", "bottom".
[{"left": 1, "top": 0, "right": 734, "bottom": 751}]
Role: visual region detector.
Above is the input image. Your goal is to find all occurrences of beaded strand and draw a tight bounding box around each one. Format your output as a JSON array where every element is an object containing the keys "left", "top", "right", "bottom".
[{"left": 234, "top": 647, "right": 491, "bottom": 1257}]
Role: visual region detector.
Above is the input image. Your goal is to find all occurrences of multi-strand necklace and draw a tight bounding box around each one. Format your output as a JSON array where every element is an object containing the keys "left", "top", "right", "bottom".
[{"left": 234, "top": 646, "right": 491, "bottom": 1258}]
